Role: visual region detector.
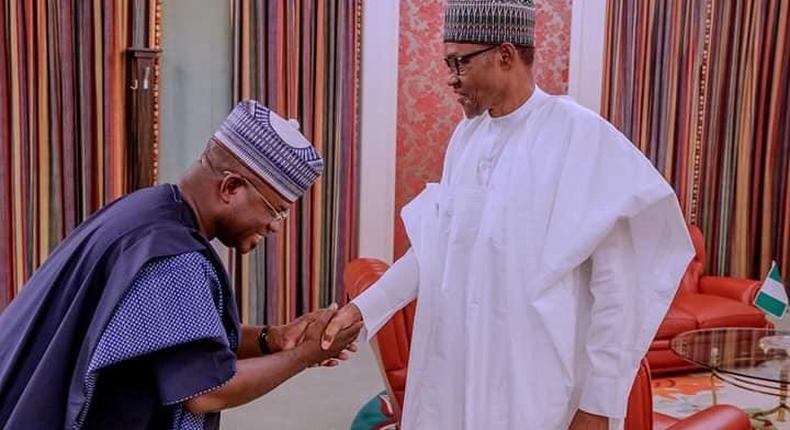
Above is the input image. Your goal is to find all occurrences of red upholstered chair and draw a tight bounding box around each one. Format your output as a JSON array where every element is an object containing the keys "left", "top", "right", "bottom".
[
  {"left": 344, "top": 258, "right": 414, "bottom": 419},
  {"left": 626, "top": 359, "right": 751, "bottom": 430},
  {"left": 344, "top": 258, "right": 751, "bottom": 429},
  {"left": 648, "top": 225, "right": 770, "bottom": 375}
]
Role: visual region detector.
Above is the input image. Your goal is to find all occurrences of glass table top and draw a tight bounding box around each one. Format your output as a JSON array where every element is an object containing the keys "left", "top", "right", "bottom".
[{"left": 671, "top": 328, "right": 790, "bottom": 384}]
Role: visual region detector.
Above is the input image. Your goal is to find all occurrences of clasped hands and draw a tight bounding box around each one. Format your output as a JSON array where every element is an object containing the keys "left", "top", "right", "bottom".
[{"left": 267, "top": 303, "right": 364, "bottom": 368}]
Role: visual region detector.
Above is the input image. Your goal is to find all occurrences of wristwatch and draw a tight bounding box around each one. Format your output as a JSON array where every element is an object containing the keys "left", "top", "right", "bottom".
[{"left": 258, "top": 326, "right": 272, "bottom": 355}]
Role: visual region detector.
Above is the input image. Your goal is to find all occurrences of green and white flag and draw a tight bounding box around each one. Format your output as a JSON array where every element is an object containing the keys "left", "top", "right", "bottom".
[{"left": 754, "top": 261, "right": 788, "bottom": 319}]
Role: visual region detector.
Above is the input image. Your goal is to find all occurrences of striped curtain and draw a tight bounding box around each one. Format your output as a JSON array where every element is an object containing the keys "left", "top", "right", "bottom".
[
  {"left": 0, "top": 1, "right": 161, "bottom": 310},
  {"left": 230, "top": 0, "right": 361, "bottom": 325},
  {"left": 602, "top": 0, "right": 790, "bottom": 280}
]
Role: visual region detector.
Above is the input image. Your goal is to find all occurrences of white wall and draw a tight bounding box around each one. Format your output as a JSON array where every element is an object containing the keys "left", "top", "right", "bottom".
[
  {"left": 160, "top": 0, "right": 232, "bottom": 183},
  {"left": 569, "top": 0, "right": 607, "bottom": 113},
  {"left": 358, "top": 0, "right": 400, "bottom": 263}
]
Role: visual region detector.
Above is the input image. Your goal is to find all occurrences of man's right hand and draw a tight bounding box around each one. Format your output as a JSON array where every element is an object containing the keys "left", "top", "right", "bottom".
[
  {"left": 321, "top": 303, "right": 363, "bottom": 350},
  {"left": 298, "top": 304, "right": 362, "bottom": 366}
]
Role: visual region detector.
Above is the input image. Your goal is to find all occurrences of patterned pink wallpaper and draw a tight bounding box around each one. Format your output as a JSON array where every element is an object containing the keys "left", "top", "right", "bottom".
[{"left": 394, "top": 0, "right": 573, "bottom": 256}]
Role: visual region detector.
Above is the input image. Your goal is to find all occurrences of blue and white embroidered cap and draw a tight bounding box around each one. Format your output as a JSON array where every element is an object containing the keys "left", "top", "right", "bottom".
[{"left": 213, "top": 100, "right": 323, "bottom": 202}]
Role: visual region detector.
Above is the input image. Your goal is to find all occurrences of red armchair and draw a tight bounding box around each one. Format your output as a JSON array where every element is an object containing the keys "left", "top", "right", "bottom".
[
  {"left": 344, "top": 258, "right": 752, "bottom": 429},
  {"left": 626, "top": 359, "right": 751, "bottom": 430},
  {"left": 344, "top": 258, "right": 414, "bottom": 419},
  {"left": 648, "top": 225, "right": 769, "bottom": 375}
]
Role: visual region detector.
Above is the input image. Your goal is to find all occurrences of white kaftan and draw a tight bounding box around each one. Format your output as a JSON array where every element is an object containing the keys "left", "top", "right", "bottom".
[{"left": 354, "top": 88, "right": 694, "bottom": 430}]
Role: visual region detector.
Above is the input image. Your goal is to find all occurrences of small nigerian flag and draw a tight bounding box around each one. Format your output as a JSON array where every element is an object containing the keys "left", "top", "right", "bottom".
[{"left": 754, "top": 262, "right": 788, "bottom": 319}]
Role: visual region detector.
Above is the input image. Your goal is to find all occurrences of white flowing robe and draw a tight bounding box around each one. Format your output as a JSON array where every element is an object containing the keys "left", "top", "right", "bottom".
[{"left": 353, "top": 88, "right": 695, "bottom": 430}]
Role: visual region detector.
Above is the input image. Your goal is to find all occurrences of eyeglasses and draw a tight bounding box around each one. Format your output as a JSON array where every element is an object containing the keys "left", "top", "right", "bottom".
[
  {"left": 226, "top": 171, "right": 289, "bottom": 224},
  {"left": 201, "top": 151, "right": 289, "bottom": 223},
  {"left": 444, "top": 45, "right": 499, "bottom": 76}
]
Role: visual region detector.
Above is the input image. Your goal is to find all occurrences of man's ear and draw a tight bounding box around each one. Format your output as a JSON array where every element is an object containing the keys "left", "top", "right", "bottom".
[
  {"left": 218, "top": 173, "right": 246, "bottom": 204},
  {"left": 498, "top": 44, "right": 517, "bottom": 69}
]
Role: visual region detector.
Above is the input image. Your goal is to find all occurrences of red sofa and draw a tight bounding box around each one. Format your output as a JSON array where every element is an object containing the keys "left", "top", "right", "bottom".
[
  {"left": 647, "top": 225, "right": 769, "bottom": 375},
  {"left": 344, "top": 258, "right": 751, "bottom": 429}
]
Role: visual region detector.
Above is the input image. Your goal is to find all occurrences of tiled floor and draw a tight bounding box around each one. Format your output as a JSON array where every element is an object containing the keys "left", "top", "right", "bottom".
[{"left": 221, "top": 342, "right": 384, "bottom": 430}]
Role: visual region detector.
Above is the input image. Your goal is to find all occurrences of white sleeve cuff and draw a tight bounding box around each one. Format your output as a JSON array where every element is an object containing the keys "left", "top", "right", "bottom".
[
  {"left": 351, "top": 250, "right": 419, "bottom": 340},
  {"left": 352, "top": 288, "right": 399, "bottom": 341},
  {"left": 578, "top": 372, "right": 635, "bottom": 419}
]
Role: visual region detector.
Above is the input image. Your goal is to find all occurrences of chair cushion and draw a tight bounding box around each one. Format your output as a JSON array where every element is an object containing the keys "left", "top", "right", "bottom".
[
  {"left": 655, "top": 305, "right": 698, "bottom": 339},
  {"left": 654, "top": 412, "right": 679, "bottom": 430},
  {"left": 673, "top": 294, "right": 767, "bottom": 329},
  {"left": 667, "top": 405, "right": 752, "bottom": 430}
]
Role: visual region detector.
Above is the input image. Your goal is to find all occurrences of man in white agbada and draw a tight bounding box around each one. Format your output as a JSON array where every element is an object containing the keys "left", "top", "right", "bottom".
[{"left": 324, "top": 1, "right": 695, "bottom": 428}]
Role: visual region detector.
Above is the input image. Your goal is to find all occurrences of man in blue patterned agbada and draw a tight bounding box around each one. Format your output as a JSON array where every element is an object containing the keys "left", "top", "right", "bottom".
[{"left": 0, "top": 100, "right": 362, "bottom": 429}]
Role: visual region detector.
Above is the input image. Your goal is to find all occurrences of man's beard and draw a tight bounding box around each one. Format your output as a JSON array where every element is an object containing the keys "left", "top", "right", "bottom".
[{"left": 462, "top": 104, "right": 487, "bottom": 118}]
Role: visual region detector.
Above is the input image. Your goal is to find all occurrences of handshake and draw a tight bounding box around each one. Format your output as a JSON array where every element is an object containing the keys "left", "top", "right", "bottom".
[{"left": 267, "top": 303, "right": 365, "bottom": 368}]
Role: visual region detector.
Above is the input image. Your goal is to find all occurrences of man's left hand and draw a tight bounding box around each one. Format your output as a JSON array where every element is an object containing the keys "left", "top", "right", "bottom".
[
  {"left": 267, "top": 311, "right": 321, "bottom": 352},
  {"left": 569, "top": 410, "right": 608, "bottom": 430}
]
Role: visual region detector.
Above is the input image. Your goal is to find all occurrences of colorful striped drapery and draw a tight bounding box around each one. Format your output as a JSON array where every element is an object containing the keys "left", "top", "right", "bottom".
[
  {"left": 0, "top": 1, "right": 162, "bottom": 311},
  {"left": 230, "top": 0, "right": 361, "bottom": 325},
  {"left": 602, "top": 0, "right": 790, "bottom": 280}
]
